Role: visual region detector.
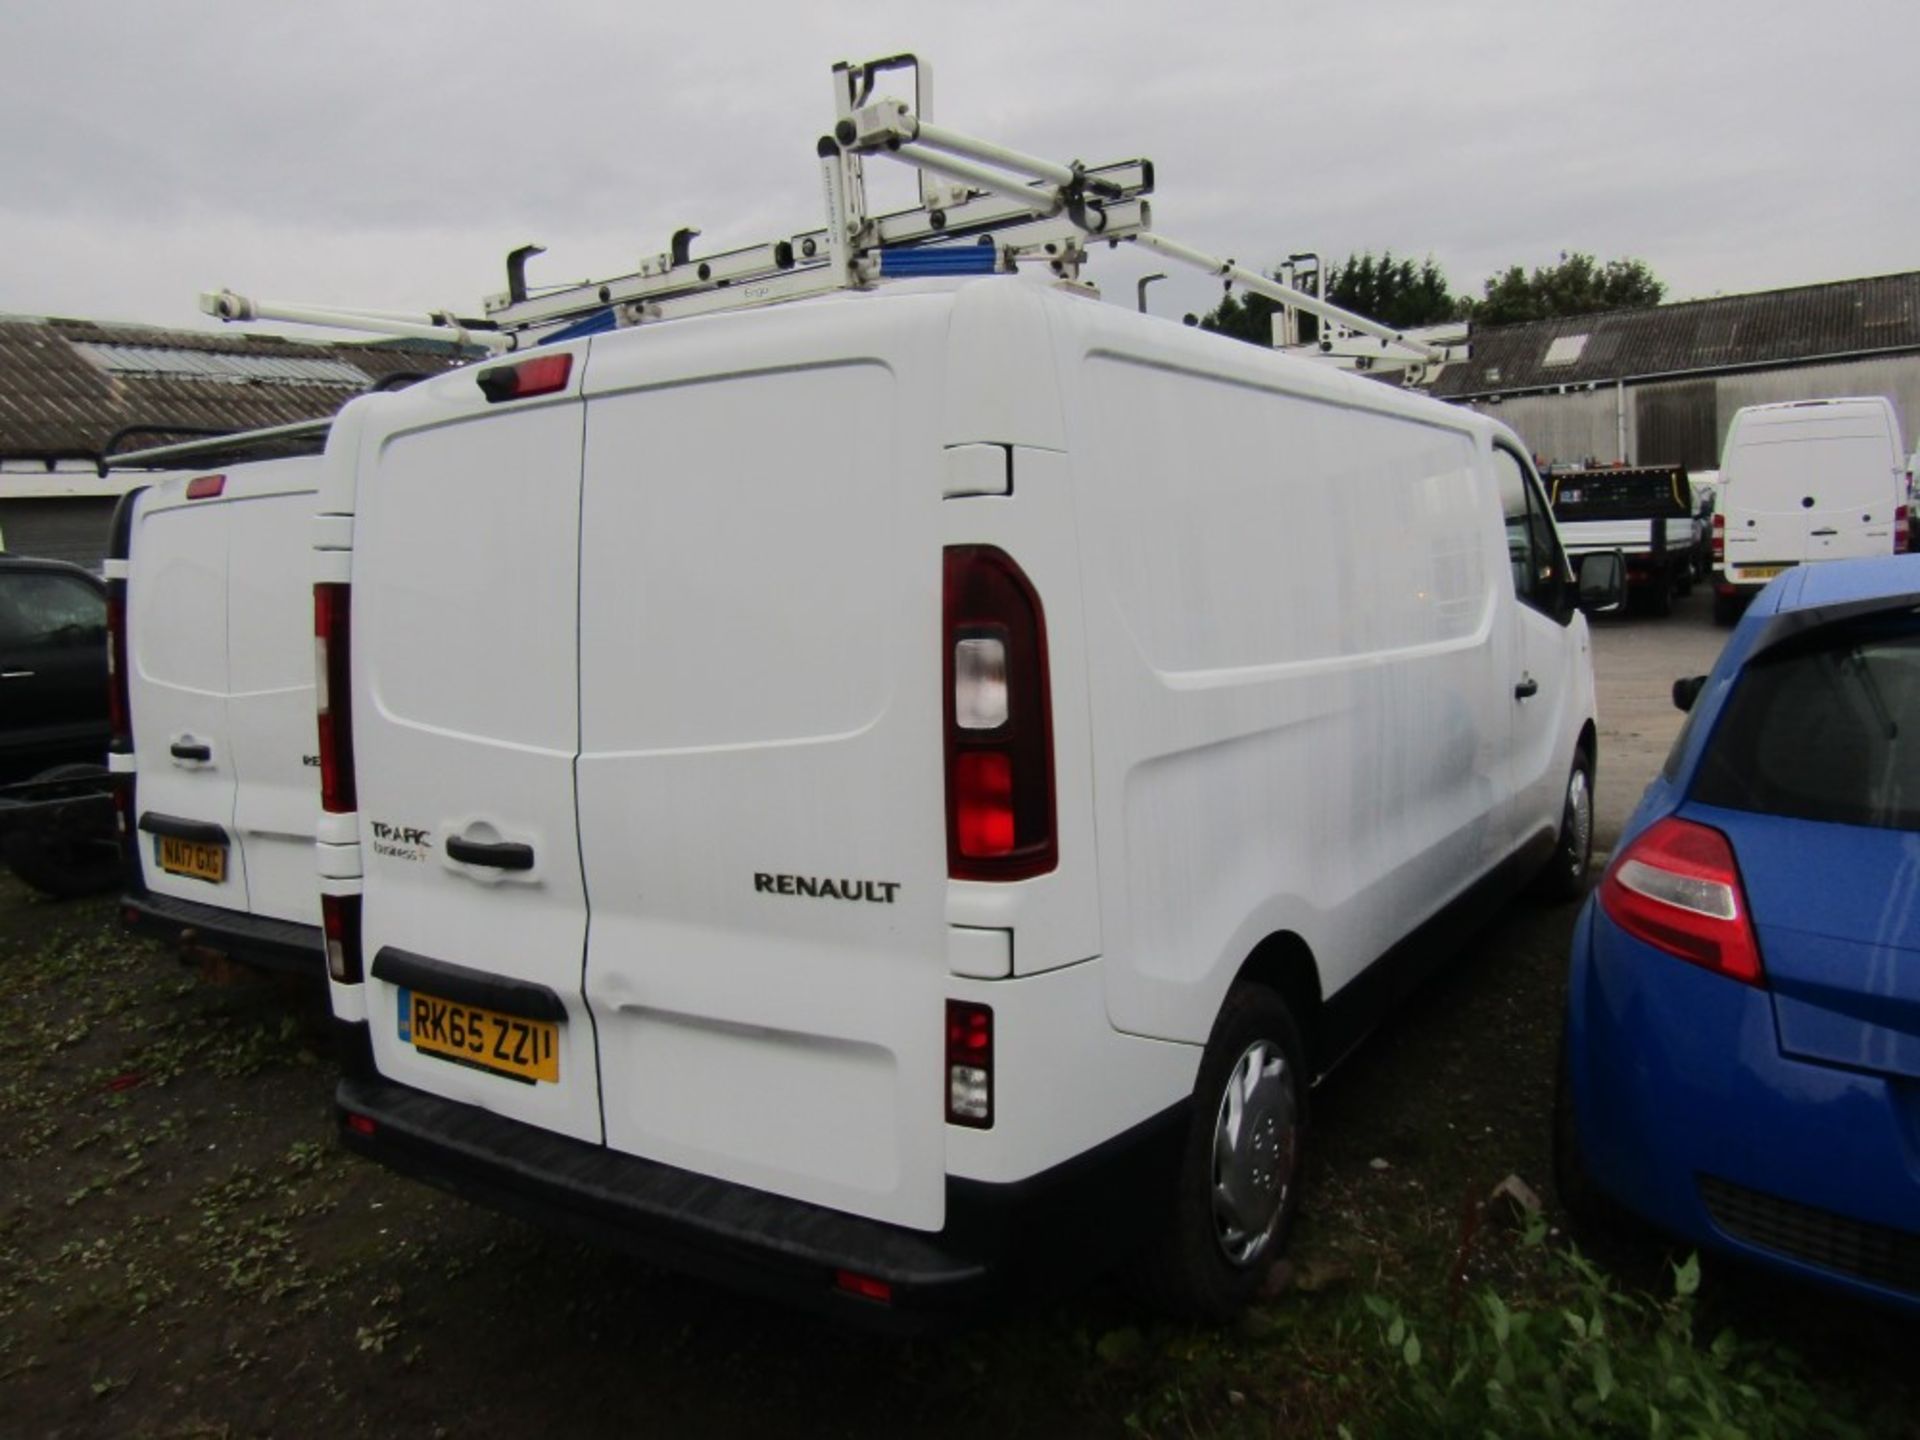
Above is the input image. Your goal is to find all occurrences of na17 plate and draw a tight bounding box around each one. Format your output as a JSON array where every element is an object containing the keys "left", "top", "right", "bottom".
[
  {"left": 157, "top": 834, "right": 225, "bottom": 883},
  {"left": 396, "top": 986, "right": 558, "bottom": 1084}
]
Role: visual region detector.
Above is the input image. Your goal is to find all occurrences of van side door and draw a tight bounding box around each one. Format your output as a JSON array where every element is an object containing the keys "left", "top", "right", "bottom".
[{"left": 1494, "top": 445, "right": 1580, "bottom": 854}]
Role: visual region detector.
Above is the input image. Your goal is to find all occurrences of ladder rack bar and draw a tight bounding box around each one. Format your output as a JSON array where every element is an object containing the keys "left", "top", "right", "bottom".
[
  {"left": 100, "top": 418, "right": 333, "bottom": 471},
  {"left": 905, "top": 119, "right": 1082, "bottom": 190},
  {"left": 891, "top": 145, "right": 1066, "bottom": 217},
  {"left": 200, "top": 290, "right": 512, "bottom": 353},
  {"left": 1126, "top": 232, "right": 1445, "bottom": 360}
]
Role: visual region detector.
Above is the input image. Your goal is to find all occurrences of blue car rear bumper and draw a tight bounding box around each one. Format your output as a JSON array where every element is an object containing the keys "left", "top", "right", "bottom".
[{"left": 1566, "top": 898, "right": 1920, "bottom": 1311}]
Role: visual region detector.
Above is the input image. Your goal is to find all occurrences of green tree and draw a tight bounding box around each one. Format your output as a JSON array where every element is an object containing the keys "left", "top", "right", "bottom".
[{"left": 1469, "top": 252, "right": 1665, "bottom": 326}]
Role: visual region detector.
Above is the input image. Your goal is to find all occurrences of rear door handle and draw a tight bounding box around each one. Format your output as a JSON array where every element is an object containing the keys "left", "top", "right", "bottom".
[
  {"left": 446, "top": 836, "right": 535, "bottom": 871},
  {"left": 1514, "top": 675, "right": 1539, "bottom": 701},
  {"left": 170, "top": 741, "right": 212, "bottom": 762},
  {"left": 1809, "top": 527, "right": 1839, "bottom": 537},
  {"left": 2, "top": 670, "right": 34, "bottom": 679}
]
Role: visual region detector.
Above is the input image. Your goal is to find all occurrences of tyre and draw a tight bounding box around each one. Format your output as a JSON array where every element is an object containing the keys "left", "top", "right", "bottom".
[
  {"left": 1143, "top": 984, "right": 1307, "bottom": 1321},
  {"left": 1646, "top": 572, "right": 1674, "bottom": 616},
  {"left": 1712, "top": 589, "right": 1743, "bottom": 628},
  {"left": 1530, "top": 749, "right": 1594, "bottom": 903},
  {"left": 1673, "top": 561, "right": 1692, "bottom": 599},
  {"left": 1552, "top": 1030, "right": 1636, "bottom": 1237},
  {"left": 3, "top": 763, "right": 121, "bottom": 900}
]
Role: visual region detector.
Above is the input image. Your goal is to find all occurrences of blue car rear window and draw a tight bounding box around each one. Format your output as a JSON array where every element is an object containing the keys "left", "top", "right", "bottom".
[{"left": 1693, "top": 620, "right": 1920, "bottom": 830}]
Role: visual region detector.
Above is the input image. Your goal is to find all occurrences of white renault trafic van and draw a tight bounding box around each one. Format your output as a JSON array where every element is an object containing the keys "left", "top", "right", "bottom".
[
  {"left": 320, "top": 277, "right": 1606, "bottom": 1325},
  {"left": 111, "top": 458, "right": 326, "bottom": 973},
  {"left": 1712, "top": 397, "right": 1908, "bottom": 625}
]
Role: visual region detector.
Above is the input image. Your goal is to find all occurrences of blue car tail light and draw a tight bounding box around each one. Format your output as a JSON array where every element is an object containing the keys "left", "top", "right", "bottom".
[{"left": 1598, "top": 816, "right": 1766, "bottom": 987}]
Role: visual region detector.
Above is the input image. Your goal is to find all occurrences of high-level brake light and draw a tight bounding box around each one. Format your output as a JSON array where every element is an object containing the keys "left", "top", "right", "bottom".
[
  {"left": 943, "top": 547, "right": 1055, "bottom": 880},
  {"left": 476, "top": 352, "right": 572, "bottom": 403},
  {"left": 1598, "top": 816, "right": 1764, "bottom": 987},
  {"left": 185, "top": 473, "right": 227, "bottom": 500}
]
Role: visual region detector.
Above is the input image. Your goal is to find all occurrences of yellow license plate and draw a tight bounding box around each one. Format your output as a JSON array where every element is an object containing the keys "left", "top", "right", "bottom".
[
  {"left": 158, "top": 835, "right": 226, "bottom": 883},
  {"left": 1741, "top": 564, "right": 1788, "bottom": 580},
  {"left": 398, "top": 988, "right": 559, "bottom": 1084}
]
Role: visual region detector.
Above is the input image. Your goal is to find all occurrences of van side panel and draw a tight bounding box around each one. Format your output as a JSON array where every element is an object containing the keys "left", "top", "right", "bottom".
[
  {"left": 224, "top": 483, "right": 322, "bottom": 928},
  {"left": 1073, "top": 350, "right": 1505, "bottom": 1044},
  {"left": 353, "top": 399, "right": 602, "bottom": 1144},
  {"left": 128, "top": 494, "right": 249, "bottom": 912},
  {"left": 575, "top": 328, "right": 949, "bottom": 1229}
]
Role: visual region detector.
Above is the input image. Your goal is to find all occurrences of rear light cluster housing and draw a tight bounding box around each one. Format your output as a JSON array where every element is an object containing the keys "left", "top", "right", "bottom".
[
  {"left": 943, "top": 546, "right": 1055, "bottom": 881},
  {"left": 313, "top": 583, "right": 355, "bottom": 814},
  {"left": 945, "top": 999, "right": 993, "bottom": 1127},
  {"left": 322, "top": 892, "right": 364, "bottom": 984},
  {"left": 1598, "top": 816, "right": 1764, "bottom": 986}
]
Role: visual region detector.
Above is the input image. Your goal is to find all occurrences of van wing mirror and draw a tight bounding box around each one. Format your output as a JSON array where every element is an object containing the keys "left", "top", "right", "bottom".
[
  {"left": 1672, "top": 675, "right": 1707, "bottom": 713},
  {"left": 1576, "top": 551, "right": 1625, "bottom": 615}
]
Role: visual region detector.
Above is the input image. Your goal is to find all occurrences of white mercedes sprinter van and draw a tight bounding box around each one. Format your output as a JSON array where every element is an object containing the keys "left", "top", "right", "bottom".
[
  {"left": 320, "top": 277, "right": 1606, "bottom": 1325},
  {"left": 1712, "top": 397, "right": 1909, "bottom": 625},
  {"left": 111, "top": 458, "right": 326, "bottom": 973}
]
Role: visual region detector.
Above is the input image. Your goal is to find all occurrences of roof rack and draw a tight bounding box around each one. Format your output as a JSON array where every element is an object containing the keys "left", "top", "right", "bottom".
[{"left": 202, "top": 55, "right": 1466, "bottom": 382}]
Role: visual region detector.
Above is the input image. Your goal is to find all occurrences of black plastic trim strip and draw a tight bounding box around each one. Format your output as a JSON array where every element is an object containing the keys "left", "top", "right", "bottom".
[
  {"left": 369, "top": 947, "right": 567, "bottom": 1022},
  {"left": 107, "top": 484, "right": 149, "bottom": 561},
  {"left": 121, "top": 886, "right": 323, "bottom": 977},
  {"left": 136, "top": 812, "right": 229, "bottom": 844}
]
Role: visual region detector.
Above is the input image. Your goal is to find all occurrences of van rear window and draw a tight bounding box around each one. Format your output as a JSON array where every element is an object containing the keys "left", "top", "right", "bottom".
[
  {"left": 1692, "top": 619, "right": 1920, "bottom": 830},
  {"left": 1549, "top": 470, "right": 1689, "bottom": 520}
]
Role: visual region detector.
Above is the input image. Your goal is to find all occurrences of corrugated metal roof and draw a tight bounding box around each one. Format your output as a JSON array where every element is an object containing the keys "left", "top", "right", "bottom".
[
  {"left": 1424, "top": 270, "right": 1920, "bottom": 400},
  {"left": 0, "top": 315, "right": 469, "bottom": 461}
]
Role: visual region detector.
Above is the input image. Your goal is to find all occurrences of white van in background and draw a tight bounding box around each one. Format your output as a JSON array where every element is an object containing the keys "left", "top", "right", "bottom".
[
  {"left": 111, "top": 457, "right": 325, "bottom": 974},
  {"left": 318, "top": 276, "right": 1614, "bottom": 1326},
  {"left": 1712, "top": 397, "right": 1908, "bottom": 625}
]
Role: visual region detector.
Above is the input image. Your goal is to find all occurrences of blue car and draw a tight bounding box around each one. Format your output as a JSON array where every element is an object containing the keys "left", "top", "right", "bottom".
[{"left": 1559, "top": 554, "right": 1920, "bottom": 1312}]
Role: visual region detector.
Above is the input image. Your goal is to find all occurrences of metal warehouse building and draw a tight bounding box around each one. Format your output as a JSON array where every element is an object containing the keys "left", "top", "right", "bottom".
[
  {"left": 0, "top": 315, "right": 464, "bottom": 567},
  {"left": 1419, "top": 270, "right": 1920, "bottom": 471}
]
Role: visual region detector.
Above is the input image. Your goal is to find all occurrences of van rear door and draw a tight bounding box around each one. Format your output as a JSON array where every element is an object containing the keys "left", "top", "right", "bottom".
[
  {"left": 223, "top": 464, "right": 322, "bottom": 929},
  {"left": 127, "top": 483, "right": 248, "bottom": 910},
  {"left": 1727, "top": 410, "right": 1900, "bottom": 570},
  {"left": 574, "top": 314, "right": 950, "bottom": 1229},
  {"left": 351, "top": 366, "right": 602, "bottom": 1144}
]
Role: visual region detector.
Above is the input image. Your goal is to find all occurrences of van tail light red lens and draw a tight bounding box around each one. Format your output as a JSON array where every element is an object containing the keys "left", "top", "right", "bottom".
[
  {"left": 476, "top": 352, "right": 573, "bottom": 403},
  {"left": 1711, "top": 512, "right": 1725, "bottom": 566},
  {"left": 946, "top": 999, "right": 994, "bottom": 1128},
  {"left": 105, "top": 583, "right": 131, "bottom": 750},
  {"left": 1598, "top": 816, "right": 1764, "bottom": 987},
  {"left": 321, "top": 892, "right": 364, "bottom": 984},
  {"left": 185, "top": 473, "right": 226, "bottom": 500},
  {"left": 344, "top": 1112, "right": 377, "bottom": 1138},
  {"left": 834, "top": 1270, "right": 894, "bottom": 1304},
  {"left": 314, "top": 583, "right": 356, "bottom": 814},
  {"left": 943, "top": 547, "right": 1055, "bottom": 880},
  {"left": 1896, "top": 505, "right": 1909, "bottom": 554}
]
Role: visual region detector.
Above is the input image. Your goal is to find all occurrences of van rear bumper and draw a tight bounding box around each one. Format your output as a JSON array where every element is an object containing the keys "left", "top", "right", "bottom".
[
  {"left": 122, "top": 888, "right": 323, "bottom": 977},
  {"left": 334, "top": 1048, "right": 1186, "bottom": 1333}
]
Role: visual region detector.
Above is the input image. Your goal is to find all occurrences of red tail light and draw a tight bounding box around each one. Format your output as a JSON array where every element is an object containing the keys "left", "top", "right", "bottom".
[
  {"left": 943, "top": 547, "right": 1055, "bottom": 880},
  {"left": 834, "top": 1270, "right": 893, "bottom": 1304},
  {"left": 105, "top": 584, "right": 131, "bottom": 750},
  {"left": 314, "top": 583, "right": 356, "bottom": 813},
  {"left": 344, "top": 1112, "right": 377, "bottom": 1138},
  {"left": 321, "top": 892, "right": 364, "bottom": 984},
  {"left": 1598, "top": 816, "right": 1764, "bottom": 987},
  {"left": 476, "top": 352, "right": 572, "bottom": 403},
  {"left": 1711, "top": 511, "right": 1725, "bottom": 565},
  {"left": 946, "top": 999, "right": 994, "bottom": 1127},
  {"left": 1896, "top": 505, "right": 1909, "bottom": 554}
]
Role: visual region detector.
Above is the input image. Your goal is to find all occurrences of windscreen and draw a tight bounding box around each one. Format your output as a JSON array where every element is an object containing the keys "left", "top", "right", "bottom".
[
  {"left": 1693, "top": 615, "right": 1920, "bottom": 830},
  {"left": 1550, "top": 470, "right": 1689, "bottom": 520}
]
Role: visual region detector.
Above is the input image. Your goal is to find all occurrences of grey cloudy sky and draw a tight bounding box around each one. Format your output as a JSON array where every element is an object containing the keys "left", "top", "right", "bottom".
[{"left": 2, "top": 0, "right": 1913, "bottom": 337}]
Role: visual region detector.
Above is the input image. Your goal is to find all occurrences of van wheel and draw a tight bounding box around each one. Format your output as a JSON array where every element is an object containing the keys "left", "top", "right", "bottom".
[
  {"left": 1531, "top": 750, "right": 1594, "bottom": 903},
  {"left": 3, "top": 763, "right": 120, "bottom": 900},
  {"left": 1712, "top": 591, "right": 1742, "bottom": 628},
  {"left": 1144, "top": 985, "right": 1306, "bottom": 1321}
]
